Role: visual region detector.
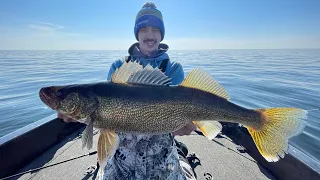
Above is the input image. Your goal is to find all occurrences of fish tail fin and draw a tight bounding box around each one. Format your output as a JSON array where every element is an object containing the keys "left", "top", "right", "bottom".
[
  {"left": 97, "top": 129, "right": 119, "bottom": 168},
  {"left": 193, "top": 121, "right": 222, "bottom": 140},
  {"left": 247, "top": 108, "right": 307, "bottom": 162}
]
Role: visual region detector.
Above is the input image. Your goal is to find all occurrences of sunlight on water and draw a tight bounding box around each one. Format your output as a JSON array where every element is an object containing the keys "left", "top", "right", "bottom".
[{"left": 0, "top": 49, "right": 319, "bottom": 165}]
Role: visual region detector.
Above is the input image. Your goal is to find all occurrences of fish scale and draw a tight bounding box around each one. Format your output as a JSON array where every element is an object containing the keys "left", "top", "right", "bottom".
[
  {"left": 92, "top": 92, "right": 191, "bottom": 133},
  {"left": 87, "top": 82, "right": 258, "bottom": 134}
]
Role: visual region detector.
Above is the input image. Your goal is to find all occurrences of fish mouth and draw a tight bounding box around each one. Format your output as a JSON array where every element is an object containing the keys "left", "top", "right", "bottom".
[{"left": 39, "top": 86, "right": 63, "bottom": 110}]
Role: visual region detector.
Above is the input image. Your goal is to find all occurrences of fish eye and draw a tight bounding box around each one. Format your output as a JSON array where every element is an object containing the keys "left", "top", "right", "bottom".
[{"left": 56, "top": 90, "right": 65, "bottom": 99}]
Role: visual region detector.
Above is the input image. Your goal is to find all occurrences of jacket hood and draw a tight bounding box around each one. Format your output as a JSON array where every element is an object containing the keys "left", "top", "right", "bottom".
[{"left": 128, "top": 43, "right": 169, "bottom": 60}]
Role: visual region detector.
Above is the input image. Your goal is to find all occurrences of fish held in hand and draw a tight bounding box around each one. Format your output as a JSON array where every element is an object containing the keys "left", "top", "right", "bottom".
[{"left": 39, "top": 61, "right": 308, "bottom": 164}]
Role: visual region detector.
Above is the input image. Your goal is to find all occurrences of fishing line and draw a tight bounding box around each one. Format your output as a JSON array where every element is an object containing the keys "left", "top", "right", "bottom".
[{"left": 0, "top": 151, "right": 97, "bottom": 180}]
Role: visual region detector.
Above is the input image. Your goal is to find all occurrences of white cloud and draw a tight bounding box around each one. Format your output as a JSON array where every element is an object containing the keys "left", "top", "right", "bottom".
[
  {"left": 27, "top": 22, "right": 65, "bottom": 32},
  {"left": 37, "top": 22, "right": 64, "bottom": 29},
  {"left": 28, "top": 24, "right": 56, "bottom": 32}
]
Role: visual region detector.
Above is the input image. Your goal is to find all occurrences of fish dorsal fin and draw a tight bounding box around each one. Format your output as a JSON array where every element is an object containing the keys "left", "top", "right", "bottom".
[
  {"left": 180, "top": 68, "right": 230, "bottom": 100},
  {"left": 111, "top": 61, "right": 143, "bottom": 84},
  {"left": 127, "top": 66, "right": 172, "bottom": 86},
  {"left": 144, "top": 63, "right": 154, "bottom": 70}
]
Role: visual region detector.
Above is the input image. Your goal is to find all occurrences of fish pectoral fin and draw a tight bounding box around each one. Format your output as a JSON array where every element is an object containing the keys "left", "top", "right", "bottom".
[
  {"left": 180, "top": 69, "right": 230, "bottom": 100},
  {"left": 193, "top": 121, "right": 222, "bottom": 140},
  {"left": 97, "top": 129, "right": 119, "bottom": 167},
  {"left": 248, "top": 108, "right": 307, "bottom": 162},
  {"left": 81, "top": 118, "right": 94, "bottom": 150}
]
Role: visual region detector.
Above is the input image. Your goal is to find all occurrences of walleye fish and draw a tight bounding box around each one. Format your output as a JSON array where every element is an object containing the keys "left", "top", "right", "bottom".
[{"left": 39, "top": 61, "right": 308, "bottom": 165}]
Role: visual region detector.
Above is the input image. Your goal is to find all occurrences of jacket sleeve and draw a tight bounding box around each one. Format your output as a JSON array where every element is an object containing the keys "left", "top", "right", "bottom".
[
  {"left": 166, "top": 61, "right": 185, "bottom": 85},
  {"left": 107, "top": 59, "right": 123, "bottom": 80}
]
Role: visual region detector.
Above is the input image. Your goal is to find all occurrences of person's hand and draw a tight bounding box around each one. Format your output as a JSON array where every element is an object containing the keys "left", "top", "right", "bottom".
[
  {"left": 57, "top": 112, "right": 77, "bottom": 123},
  {"left": 172, "top": 122, "right": 197, "bottom": 136}
]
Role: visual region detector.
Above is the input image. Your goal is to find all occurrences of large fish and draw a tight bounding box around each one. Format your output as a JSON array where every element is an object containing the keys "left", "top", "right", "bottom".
[{"left": 39, "top": 61, "right": 308, "bottom": 165}]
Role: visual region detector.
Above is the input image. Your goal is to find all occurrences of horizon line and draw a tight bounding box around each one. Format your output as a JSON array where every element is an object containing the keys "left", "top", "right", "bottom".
[{"left": 1, "top": 48, "right": 320, "bottom": 51}]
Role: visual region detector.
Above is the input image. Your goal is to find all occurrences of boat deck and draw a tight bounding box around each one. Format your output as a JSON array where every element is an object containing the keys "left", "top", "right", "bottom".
[{"left": 14, "top": 128, "right": 274, "bottom": 180}]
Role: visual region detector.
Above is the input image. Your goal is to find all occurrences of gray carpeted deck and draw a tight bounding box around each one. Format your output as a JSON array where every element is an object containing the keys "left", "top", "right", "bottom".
[{"left": 16, "top": 129, "right": 274, "bottom": 180}]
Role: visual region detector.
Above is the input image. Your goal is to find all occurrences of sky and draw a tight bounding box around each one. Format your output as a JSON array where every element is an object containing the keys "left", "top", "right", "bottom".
[{"left": 0, "top": 0, "right": 320, "bottom": 50}]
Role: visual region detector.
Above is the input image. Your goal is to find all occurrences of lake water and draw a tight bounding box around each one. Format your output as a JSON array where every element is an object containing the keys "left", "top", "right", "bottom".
[{"left": 0, "top": 49, "right": 319, "bottom": 169}]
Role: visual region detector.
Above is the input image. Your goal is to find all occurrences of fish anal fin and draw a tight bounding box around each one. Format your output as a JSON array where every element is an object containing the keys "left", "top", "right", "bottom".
[
  {"left": 193, "top": 120, "right": 222, "bottom": 140},
  {"left": 180, "top": 69, "right": 229, "bottom": 100},
  {"left": 97, "top": 129, "right": 119, "bottom": 167}
]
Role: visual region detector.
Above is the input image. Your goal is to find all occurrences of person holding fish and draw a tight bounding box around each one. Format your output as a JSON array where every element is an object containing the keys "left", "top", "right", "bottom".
[
  {"left": 44, "top": 1, "right": 309, "bottom": 180},
  {"left": 57, "top": 2, "right": 198, "bottom": 180}
]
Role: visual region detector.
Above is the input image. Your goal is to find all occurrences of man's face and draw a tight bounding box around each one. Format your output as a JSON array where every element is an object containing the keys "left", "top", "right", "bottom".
[{"left": 138, "top": 26, "right": 161, "bottom": 55}]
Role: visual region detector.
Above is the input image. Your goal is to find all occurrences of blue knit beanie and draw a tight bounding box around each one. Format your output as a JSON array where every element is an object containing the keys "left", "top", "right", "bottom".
[{"left": 134, "top": 2, "right": 165, "bottom": 41}]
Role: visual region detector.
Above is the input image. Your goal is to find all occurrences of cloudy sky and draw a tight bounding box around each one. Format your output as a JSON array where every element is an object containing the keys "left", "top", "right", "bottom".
[{"left": 1, "top": 0, "right": 319, "bottom": 50}]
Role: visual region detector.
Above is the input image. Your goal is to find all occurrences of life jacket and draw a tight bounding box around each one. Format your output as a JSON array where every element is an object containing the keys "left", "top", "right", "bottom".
[{"left": 124, "top": 56, "right": 169, "bottom": 73}]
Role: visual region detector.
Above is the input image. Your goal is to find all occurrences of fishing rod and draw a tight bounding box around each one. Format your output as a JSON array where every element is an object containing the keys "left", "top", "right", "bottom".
[{"left": 0, "top": 151, "right": 98, "bottom": 180}]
